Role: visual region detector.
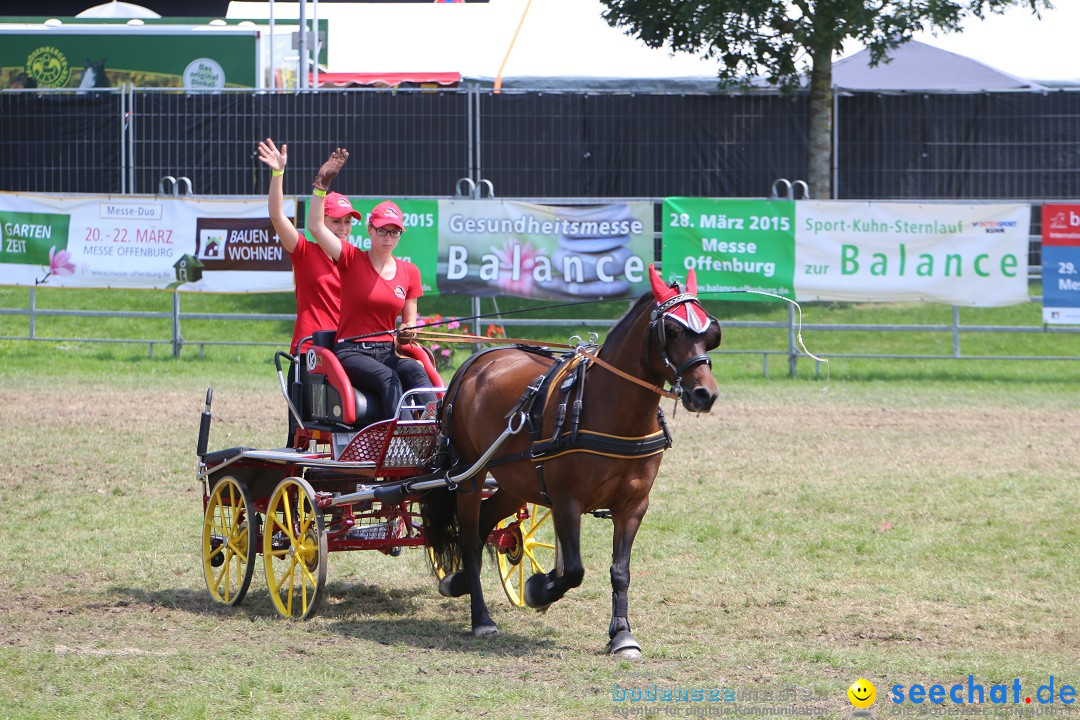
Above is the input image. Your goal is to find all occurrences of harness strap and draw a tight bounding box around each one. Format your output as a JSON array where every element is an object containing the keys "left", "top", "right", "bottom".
[{"left": 575, "top": 347, "right": 679, "bottom": 400}]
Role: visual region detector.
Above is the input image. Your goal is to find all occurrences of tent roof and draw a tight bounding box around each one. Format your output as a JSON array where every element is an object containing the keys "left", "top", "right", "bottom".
[
  {"left": 461, "top": 40, "right": 1057, "bottom": 93},
  {"left": 75, "top": 1, "right": 161, "bottom": 18},
  {"left": 831, "top": 40, "right": 1043, "bottom": 91},
  {"left": 313, "top": 71, "right": 461, "bottom": 88}
]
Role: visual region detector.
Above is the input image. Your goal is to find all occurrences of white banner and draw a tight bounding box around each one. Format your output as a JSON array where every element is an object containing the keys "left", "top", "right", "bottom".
[
  {"left": 0, "top": 193, "right": 296, "bottom": 292},
  {"left": 794, "top": 202, "right": 1030, "bottom": 306}
]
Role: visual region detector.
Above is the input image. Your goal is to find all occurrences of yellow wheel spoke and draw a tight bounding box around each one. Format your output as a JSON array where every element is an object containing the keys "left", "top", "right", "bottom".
[
  {"left": 298, "top": 559, "right": 318, "bottom": 587},
  {"left": 286, "top": 558, "right": 298, "bottom": 615},
  {"left": 528, "top": 511, "right": 551, "bottom": 533},
  {"left": 522, "top": 544, "right": 546, "bottom": 570},
  {"left": 298, "top": 508, "right": 314, "bottom": 537},
  {"left": 270, "top": 513, "right": 292, "bottom": 537}
]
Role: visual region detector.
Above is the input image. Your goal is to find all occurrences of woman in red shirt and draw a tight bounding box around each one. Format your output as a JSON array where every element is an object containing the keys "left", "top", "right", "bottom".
[
  {"left": 257, "top": 138, "right": 359, "bottom": 353},
  {"left": 305, "top": 148, "right": 430, "bottom": 419}
]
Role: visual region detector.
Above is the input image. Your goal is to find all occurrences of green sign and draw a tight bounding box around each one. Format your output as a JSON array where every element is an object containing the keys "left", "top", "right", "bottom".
[
  {"left": 0, "top": 211, "right": 71, "bottom": 266},
  {"left": 2, "top": 31, "right": 257, "bottom": 88},
  {"left": 662, "top": 198, "right": 795, "bottom": 301},
  {"left": 302, "top": 197, "right": 440, "bottom": 296}
]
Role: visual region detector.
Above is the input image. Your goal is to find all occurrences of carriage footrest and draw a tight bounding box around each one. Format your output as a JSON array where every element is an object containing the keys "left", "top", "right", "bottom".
[{"left": 202, "top": 446, "right": 254, "bottom": 464}]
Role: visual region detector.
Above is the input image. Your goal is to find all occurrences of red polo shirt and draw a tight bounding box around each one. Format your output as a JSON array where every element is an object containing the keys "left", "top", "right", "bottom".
[
  {"left": 289, "top": 235, "right": 341, "bottom": 352},
  {"left": 336, "top": 243, "right": 422, "bottom": 342}
]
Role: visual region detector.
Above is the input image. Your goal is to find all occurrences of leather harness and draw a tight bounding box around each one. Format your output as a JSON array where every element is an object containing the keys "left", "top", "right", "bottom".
[{"left": 436, "top": 292, "right": 715, "bottom": 503}]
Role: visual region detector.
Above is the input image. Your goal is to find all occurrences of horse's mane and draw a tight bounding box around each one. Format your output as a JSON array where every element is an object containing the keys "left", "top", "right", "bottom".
[{"left": 601, "top": 292, "right": 653, "bottom": 352}]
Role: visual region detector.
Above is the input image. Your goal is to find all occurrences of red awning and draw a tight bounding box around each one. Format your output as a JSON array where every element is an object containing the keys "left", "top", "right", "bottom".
[{"left": 311, "top": 72, "right": 461, "bottom": 88}]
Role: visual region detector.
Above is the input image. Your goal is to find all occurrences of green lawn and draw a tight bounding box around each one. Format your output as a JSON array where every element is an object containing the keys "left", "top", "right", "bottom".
[{"left": 1, "top": 286, "right": 1077, "bottom": 385}]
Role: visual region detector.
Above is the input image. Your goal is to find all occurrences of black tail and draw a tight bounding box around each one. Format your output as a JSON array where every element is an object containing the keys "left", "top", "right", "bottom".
[{"left": 419, "top": 487, "right": 461, "bottom": 577}]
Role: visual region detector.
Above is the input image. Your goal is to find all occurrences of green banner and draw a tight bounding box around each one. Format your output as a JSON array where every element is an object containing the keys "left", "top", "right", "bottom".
[
  {"left": 662, "top": 198, "right": 795, "bottom": 301},
  {"left": 0, "top": 211, "right": 71, "bottom": 266},
  {"left": 302, "top": 197, "right": 441, "bottom": 295},
  {"left": 352, "top": 198, "right": 439, "bottom": 295},
  {"left": 2, "top": 32, "right": 257, "bottom": 88}
]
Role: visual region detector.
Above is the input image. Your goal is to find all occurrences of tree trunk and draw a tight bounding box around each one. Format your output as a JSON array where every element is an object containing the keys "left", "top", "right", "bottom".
[{"left": 807, "top": 47, "right": 834, "bottom": 200}]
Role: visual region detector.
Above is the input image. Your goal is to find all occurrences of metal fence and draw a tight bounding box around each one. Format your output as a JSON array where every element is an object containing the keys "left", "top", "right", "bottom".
[
  {"left": 5, "top": 85, "right": 1080, "bottom": 200},
  {"left": 2, "top": 271, "right": 1077, "bottom": 374},
  {"left": 1, "top": 85, "right": 1079, "bottom": 371}
]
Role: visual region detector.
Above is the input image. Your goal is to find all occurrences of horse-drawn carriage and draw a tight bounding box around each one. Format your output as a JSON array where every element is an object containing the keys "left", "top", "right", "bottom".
[
  {"left": 198, "top": 266, "right": 721, "bottom": 655},
  {"left": 198, "top": 330, "right": 552, "bottom": 620}
]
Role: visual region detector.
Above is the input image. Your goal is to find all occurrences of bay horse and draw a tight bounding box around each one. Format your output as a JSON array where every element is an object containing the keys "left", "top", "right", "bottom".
[{"left": 423, "top": 264, "right": 721, "bottom": 656}]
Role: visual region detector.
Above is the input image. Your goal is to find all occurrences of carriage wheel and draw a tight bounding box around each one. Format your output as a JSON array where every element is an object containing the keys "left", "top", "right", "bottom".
[
  {"left": 202, "top": 475, "right": 257, "bottom": 606},
  {"left": 426, "top": 547, "right": 460, "bottom": 581},
  {"left": 263, "top": 477, "right": 327, "bottom": 620},
  {"left": 496, "top": 504, "right": 554, "bottom": 608}
]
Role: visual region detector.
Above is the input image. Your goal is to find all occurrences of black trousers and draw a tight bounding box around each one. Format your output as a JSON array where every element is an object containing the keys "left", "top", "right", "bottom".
[{"left": 335, "top": 341, "right": 431, "bottom": 419}]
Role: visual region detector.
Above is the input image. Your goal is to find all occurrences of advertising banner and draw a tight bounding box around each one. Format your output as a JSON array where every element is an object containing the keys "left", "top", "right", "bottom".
[
  {"left": 662, "top": 198, "right": 795, "bottom": 300},
  {"left": 335, "top": 198, "right": 440, "bottom": 296},
  {"left": 1040, "top": 204, "right": 1080, "bottom": 324},
  {"left": 0, "top": 193, "right": 293, "bottom": 291},
  {"left": 2, "top": 29, "right": 258, "bottom": 89},
  {"left": 436, "top": 200, "right": 654, "bottom": 300},
  {"left": 793, "top": 202, "right": 1030, "bottom": 306}
]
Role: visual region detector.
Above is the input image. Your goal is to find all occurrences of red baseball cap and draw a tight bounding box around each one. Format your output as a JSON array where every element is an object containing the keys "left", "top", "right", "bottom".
[
  {"left": 368, "top": 200, "right": 404, "bottom": 230},
  {"left": 324, "top": 191, "right": 362, "bottom": 221}
]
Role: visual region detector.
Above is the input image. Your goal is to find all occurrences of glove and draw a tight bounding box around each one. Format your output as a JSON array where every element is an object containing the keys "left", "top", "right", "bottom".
[
  {"left": 396, "top": 325, "right": 417, "bottom": 347},
  {"left": 313, "top": 147, "right": 348, "bottom": 191}
]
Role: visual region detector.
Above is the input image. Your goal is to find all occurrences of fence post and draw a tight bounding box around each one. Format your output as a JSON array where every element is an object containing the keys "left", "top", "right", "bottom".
[
  {"left": 787, "top": 303, "right": 798, "bottom": 377},
  {"left": 29, "top": 286, "right": 36, "bottom": 340},
  {"left": 954, "top": 306, "right": 963, "bottom": 358},
  {"left": 472, "top": 295, "right": 482, "bottom": 354},
  {"left": 172, "top": 291, "right": 183, "bottom": 358}
]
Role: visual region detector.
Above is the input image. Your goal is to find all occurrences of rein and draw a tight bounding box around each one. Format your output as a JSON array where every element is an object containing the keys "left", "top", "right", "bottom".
[
  {"left": 415, "top": 331, "right": 682, "bottom": 400},
  {"left": 573, "top": 347, "right": 680, "bottom": 400}
]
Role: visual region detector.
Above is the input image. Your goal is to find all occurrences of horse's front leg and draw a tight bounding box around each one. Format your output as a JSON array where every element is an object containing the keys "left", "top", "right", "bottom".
[
  {"left": 523, "top": 496, "right": 583, "bottom": 609},
  {"left": 457, "top": 490, "right": 498, "bottom": 637},
  {"left": 608, "top": 499, "right": 648, "bottom": 658}
]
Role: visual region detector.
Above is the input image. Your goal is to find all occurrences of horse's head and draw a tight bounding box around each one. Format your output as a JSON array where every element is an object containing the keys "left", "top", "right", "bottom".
[{"left": 647, "top": 264, "right": 721, "bottom": 413}]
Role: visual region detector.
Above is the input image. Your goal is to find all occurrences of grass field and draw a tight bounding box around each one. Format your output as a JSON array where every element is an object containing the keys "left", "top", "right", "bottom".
[{"left": 0, "top": 290, "right": 1078, "bottom": 720}]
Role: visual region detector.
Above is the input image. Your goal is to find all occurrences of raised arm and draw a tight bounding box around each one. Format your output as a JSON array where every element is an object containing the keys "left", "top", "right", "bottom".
[
  {"left": 306, "top": 147, "right": 350, "bottom": 263},
  {"left": 256, "top": 138, "right": 299, "bottom": 253}
]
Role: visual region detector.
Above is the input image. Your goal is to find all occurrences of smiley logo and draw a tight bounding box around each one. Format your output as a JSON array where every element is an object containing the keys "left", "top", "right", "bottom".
[{"left": 848, "top": 678, "right": 876, "bottom": 708}]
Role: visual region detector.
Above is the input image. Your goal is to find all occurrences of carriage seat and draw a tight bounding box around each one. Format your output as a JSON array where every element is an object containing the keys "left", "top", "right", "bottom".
[
  {"left": 294, "top": 330, "right": 444, "bottom": 433},
  {"left": 300, "top": 343, "right": 386, "bottom": 430}
]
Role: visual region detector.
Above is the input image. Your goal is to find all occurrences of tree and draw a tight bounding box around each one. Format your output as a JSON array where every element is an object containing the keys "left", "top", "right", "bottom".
[{"left": 599, "top": 0, "right": 1050, "bottom": 199}]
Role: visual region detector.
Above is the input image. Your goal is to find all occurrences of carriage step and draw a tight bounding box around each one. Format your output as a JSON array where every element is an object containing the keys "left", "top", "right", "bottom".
[
  {"left": 202, "top": 446, "right": 253, "bottom": 464},
  {"left": 590, "top": 509, "right": 612, "bottom": 520}
]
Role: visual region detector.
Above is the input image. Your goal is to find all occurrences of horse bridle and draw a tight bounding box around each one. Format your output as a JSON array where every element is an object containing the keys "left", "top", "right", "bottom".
[{"left": 649, "top": 292, "right": 716, "bottom": 398}]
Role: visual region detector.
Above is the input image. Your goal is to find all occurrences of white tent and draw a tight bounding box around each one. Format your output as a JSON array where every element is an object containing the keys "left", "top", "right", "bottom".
[
  {"left": 76, "top": 1, "right": 161, "bottom": 18},
  {"left": 832, "top": 40, "right": 1042, "bottom": 91}
]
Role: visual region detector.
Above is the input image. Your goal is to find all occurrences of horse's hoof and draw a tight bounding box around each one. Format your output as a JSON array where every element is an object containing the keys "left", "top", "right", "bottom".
[
  {"left": 438, "top": 572, "right": 458, "bottom": 597},
  {"left": 473, "top": 623, "right": 499, "bottom": 638},
  {"left": 607, "top": 631, "right": 641, "bottom": 658},
  {"left": 522, "top": 573, "right": 552, "bottom": 611}
]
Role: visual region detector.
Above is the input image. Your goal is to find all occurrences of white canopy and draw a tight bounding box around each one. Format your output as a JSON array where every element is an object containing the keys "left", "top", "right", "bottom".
[
  {"left": 832, "top": 40, "right": 1042, "bottom": 91},
  {"left": 76, "top": 1, "right": 162, "bottom": 19}
]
